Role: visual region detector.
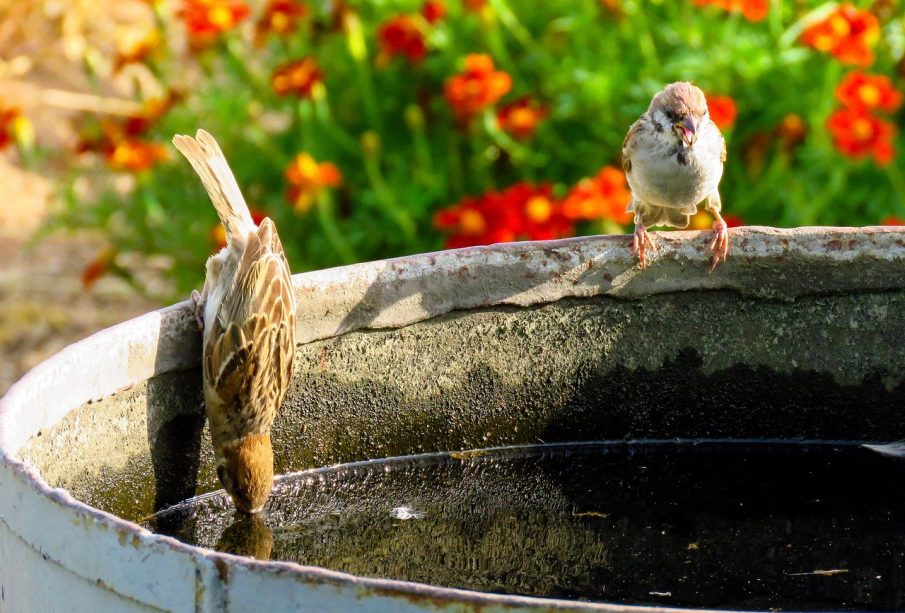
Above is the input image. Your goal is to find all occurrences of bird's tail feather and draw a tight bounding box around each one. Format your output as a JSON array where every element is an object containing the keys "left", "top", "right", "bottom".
[
  {"left": 173, "top": 129, "right": 255, "bottom": 245},
  {"left": 862, "top": 441, "right": 905, "bottom": 458}
]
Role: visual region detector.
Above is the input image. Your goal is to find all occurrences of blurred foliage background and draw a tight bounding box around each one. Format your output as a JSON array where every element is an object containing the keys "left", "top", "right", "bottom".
[{"left": 0, "top": 0, "right": 904, "bottom": 299}]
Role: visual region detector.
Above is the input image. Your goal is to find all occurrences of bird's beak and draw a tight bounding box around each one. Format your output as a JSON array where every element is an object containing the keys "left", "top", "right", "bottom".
[{"left": 676, "top": 117, "right": 697, "bottom": 147}]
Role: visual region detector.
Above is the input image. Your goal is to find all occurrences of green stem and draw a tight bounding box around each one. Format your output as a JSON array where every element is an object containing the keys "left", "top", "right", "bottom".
[
  {"left": 315, "top": 192, "right": 356, "bottom": 263},
  {"left": 345, "top": 13, "right": 383, "bottom": 132},
  {"left": 314, "top": 97, "right": 361, "bottom": 155},
  {"left": 469, "top": 116, "right": 492, "bottom": 191},
  {"left": 487, "top": 0, "right": 538, "bottom": 50},
  {"left": 296, "top": 100, "right": 313, "bottom": 151},
  {"left": 364, "top": 154, "right": 416, "bottom": 239},
  {"left": 448, "top": 128, "right": 465, "bottom": 196},
  {"left": 886, "top": 163, "right": 905, "bottom": 209},
  {"left": 628, "top": 2, "right": 659, "bottom": 73},
  {"left": 768, "top": 0, "right": 783, "bottom": 40}
]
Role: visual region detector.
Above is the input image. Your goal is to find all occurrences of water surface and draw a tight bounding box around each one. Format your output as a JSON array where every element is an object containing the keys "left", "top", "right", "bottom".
[{"left": 148, "top": 441, "right": 905, "bottom": 610}]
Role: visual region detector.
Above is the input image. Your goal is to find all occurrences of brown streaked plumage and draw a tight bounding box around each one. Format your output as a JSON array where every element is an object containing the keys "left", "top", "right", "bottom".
[
  {"left": 622, "top": 82, "right": 730, "bottom": 271},
  {"left": 173, "top": 129, "right": 295, "bottom": 515}
]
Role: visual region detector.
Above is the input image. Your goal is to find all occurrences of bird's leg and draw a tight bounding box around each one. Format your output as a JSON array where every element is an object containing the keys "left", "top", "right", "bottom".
[
  {"left": 190, "top": 289, "right": 206, "bottom": 331},
  {"left": 632, "top": 211, "right": 656, "bottom": 269},
  {"left": 705, "top": 193, "right": 729, "bottom": 272}
]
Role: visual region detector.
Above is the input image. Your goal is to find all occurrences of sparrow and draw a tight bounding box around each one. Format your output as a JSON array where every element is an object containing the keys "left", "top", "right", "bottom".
[
  {"left": 621, "top": 82, "right": 729, "bottom": 271},
  {"left": 173, "top": 130, "right": 296, "bottom": 515}
]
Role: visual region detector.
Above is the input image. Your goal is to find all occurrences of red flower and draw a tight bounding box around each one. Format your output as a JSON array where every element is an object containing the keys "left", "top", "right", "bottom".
[
  {"left": 705, "top": 93, "right": 737, "bottom": 130},
  {"left": 881, "top": 216, "right": 905, "bottom": 225},
  {"left": 272, "top": 57, "right": 323, "bottom": 98},
  {"left": 835, "top": 71, "right": 902, "bottom": 113},
  {"left": 562, "top": 166, "right": 633, "bottom": 225},
  {"left": 496, "top": 97, "right": 547, "bottom": 140},
  {"left": 377, "top": 15, "right": 426, "bottom": 64},
  {"left": 256, "top": 0, "right": 308, "bottom": 41},
  {"left": 827, "top": 107, "right": 896, "bottom": 165},
  {"left": 444, "top": 54, "right": 512, "bottom": 120},
  {"left": 421, "top": 0, "right": 446, "bottom": 24},
  {"left": 81, "top": 248, "right": 116, "bottom": 289},
  {"left": 692, "top": 0, "right": 768, "bottom": 22},
  {"left": 801, "top": 4, "right": 880, "bottom": 66},
  {"left": 284, "top": 153, "right": 342, "bottom": 213},
  {"left": 0, "top": 105, "right": 22, "bottom": 151},
  {"left": 181, "top": 0, "right": 251, "bottom": 44},
  {"left": 435, "top": 182, "right": 573, "bottom": 248}
]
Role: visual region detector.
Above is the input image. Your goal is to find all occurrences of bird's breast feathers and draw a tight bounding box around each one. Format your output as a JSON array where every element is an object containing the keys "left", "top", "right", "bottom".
[{"left": 626, "top": 118, "right": 724, "bottom": 209}]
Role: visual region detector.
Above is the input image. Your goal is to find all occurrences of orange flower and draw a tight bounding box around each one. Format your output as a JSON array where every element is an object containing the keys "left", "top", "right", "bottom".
[
  {"left": 113, "top": 29, "right": 161, "bottom": 72},
  {"left": 444, "top": 54, "right": 512, "bottom": 120},
  {"left": 284, "top": 153, "right": 342, "bottom": 213},
  {"left": 562, "top": 166, "right": 632, "bottom": 225},
  {"left": 496, "top": 97, "right": 547, "bottom": 140},
  {"left": 181, "top": 0, "right": 251, "bottom": 44},
  {"left": 256, "top": 0, "right": 308, "bottom": 41},
  {"left": 376, "top": 15, "right": 426, "bottom": 64},
  {"left": 272, "top": 57, "right": 323, "bottom": 98},
  {"left": 435, "top": 182, "right": 572, "bottom": 248},
  {"left": 600, "top": 0, "right": 623, "bottom": 16},
  {"left": 827, "top": 107, "right": 896, "bottom": 165},
  {"left": 463, "top": 0, "right": 487, "bottom": 11},
  {"left": 777, "top": 113, "right": 807, "bottom": 150},
  {"left": 212, "top": 209, "right": 268, "bottom": 248},
  {"left": 81, "top": 248, "right": 116, "bottom": 289},
  {"left": 0, "top": 105, "right": 22, "bottom": 151},
  {"left": 835, "top": 71, "right": 902, "bottom": 113},
  {"left": 801, "top": 4, "right": 880, "bottom": 66},
  {"left": 690, "top": 210, "right": 745, "bottom": 230},
  {"left": 705, "top": 93, "right": 737, "bottom": 130},
  {"left": 122, "top": 91, "right": 183, "bottom": 137},
  {"left": 421, "top": 0, "right": 446, "bottom": 24},
  {"left": 881, "top": 216, "right": 905, "bottom": 225},
  {"left": 692, "top": 0, "right": 768, "bottom": 22},
  {"left": 106, "top": 140, "right": 169, "bottom": 172}
]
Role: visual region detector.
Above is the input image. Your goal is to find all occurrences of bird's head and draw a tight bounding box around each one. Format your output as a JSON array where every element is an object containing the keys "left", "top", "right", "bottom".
[
  {"left": 649, "top": 82, "right": 709, "bottom": 148},
  {"left": 216, "top": 433, "right": 274, "bottom": 515}
]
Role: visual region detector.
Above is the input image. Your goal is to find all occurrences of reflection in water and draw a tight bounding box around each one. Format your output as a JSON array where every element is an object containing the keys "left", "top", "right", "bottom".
[
  {"left": 147, "top": 441, "right": 905, "bottom": 610},
  {"left": 217, "top": 515, "right": 273, "bottom": 560}
]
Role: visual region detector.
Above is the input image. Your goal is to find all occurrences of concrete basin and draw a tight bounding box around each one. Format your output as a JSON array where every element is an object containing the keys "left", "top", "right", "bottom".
[{"left": 2, "top": 227, "right": 904, "bottom": 612}]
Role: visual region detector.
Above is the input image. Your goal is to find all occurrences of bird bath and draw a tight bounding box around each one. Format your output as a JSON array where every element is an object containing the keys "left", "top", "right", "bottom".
[{"left": 2, "top": 227, "right": 905, "bottom": 612}]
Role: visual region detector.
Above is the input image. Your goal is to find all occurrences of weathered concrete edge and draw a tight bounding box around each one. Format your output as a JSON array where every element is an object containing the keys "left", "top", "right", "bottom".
[
  {"left": 2, "top": 226, "right": 905, "bottom": 612},
  {"left": 293, "top": 226, "right": 905, "bottom": 342}
]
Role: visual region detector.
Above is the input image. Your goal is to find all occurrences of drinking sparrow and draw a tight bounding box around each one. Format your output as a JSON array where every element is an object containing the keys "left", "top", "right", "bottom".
[{"left": 173, "top": 130, "right": 296, "bottom": 514}]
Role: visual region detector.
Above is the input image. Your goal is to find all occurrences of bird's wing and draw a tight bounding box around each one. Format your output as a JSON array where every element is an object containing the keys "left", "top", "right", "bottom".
[
  {"left": 173, "top": 130, "right": 256, "bottom": 246},
  {"left": 715, "top": 122, "right": 727, "bottom": 163},
  {"left": 204, "top": 218, "right": 296, "bottom": 441},
  {"left": 622, "top": 117, "right": 646, "bottom": 174}
]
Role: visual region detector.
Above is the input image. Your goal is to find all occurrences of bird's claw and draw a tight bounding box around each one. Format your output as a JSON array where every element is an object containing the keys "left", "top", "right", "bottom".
[
  {"left": 632, "top": 226, "right": 657, "bottom": 269},
  {"left": 190, "top": 289, "right": 205, "bottom": 331},
  {"left": 708, "top": 219, "right": 729, "bottom": 273}
]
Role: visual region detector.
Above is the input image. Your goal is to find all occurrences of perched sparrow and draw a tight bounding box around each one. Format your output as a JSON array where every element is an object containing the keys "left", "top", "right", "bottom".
[
  {"left": 173, "top": 130, "right": 296, "bottom": 515},
  {"left": 622, "top": 82, "right": 729, "bottom": 270}
]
